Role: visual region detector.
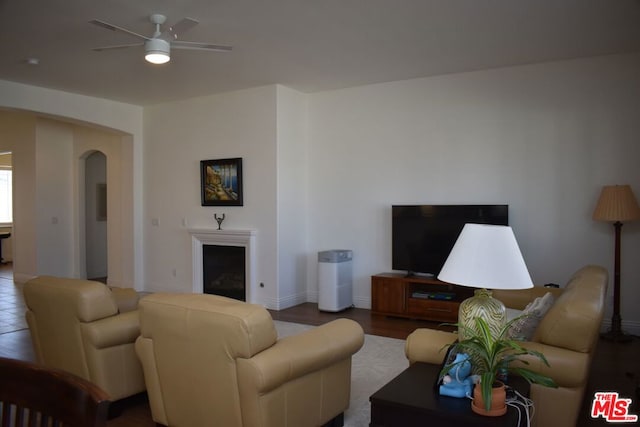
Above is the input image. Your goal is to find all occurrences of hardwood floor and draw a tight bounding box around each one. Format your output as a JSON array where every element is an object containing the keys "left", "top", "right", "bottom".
[
  {"left": 1, "top": 264, "right": 638, "bottom": 426},
  {"left": 269, "top": 302, "right": 455, "bottom": 340}
]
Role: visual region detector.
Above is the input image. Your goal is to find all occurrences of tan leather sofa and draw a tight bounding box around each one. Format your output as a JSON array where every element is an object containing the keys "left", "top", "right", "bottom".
[
  {"left": 23, "top": 276, "right": 146, "bottom": 401},
  {"left": 405, "top": 265, "right": 608, "bottom": 427},
  {"left": 135, "top": 293, "right": 365, "bottom": 427}
]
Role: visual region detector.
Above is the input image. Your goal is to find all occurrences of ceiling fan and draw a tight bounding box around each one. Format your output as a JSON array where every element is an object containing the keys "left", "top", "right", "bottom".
[{"left": 89, "top": 13, "right": 232, "bottom": 64}]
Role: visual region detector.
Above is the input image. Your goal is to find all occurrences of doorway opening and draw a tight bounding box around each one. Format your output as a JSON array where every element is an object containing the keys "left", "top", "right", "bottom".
[
  {"left": 85, "top": 151, "right": 107, "bottom": 281},
  {"left": 0, "top": 151, "right": 13, "bottom": 269}
]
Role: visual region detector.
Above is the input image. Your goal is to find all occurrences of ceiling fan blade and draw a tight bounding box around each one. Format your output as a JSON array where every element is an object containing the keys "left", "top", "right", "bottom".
[
  {"left": 168, "top": 18, "right": 199, "bottom": 39},
  {"left": 89, "top": 19, "right": 150, "bottom": 41},
  {"left": 91, "top": 43, "right": 144, "bottom": 52},
  {"left": 172, "top": 41, "right": 233, "bottom": 52}
]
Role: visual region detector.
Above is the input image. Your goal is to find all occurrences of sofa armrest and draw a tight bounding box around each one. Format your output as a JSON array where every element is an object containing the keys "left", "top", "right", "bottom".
[
  {"left": 236, "top": 318, "right": 364, "bottom": 394},
  {"left": 405, "top": 328, "right": 590, "bottom": 389},
  {"left": 405, "top": 328, "right": 457, "bottom": 365},
  {"left": 81, "top": 310, "right": 140, "bottom": 349},
  {"left": 510, "top": 341, "right": 590, "bottom": 389},
  {"left": 109, "top": 287, "right": 140, "bottom": 313}
]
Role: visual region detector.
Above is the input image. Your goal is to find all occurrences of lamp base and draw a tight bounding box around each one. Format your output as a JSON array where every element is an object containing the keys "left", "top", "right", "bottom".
[
  {"left": 601, "top": 329, "right": 633, "bottom": 343},
  {"left": 458, "top": 289, "right": 506, "bottom": 340},
  {"left": 601, "top": 314, "right": 633, "bottom": 343}
]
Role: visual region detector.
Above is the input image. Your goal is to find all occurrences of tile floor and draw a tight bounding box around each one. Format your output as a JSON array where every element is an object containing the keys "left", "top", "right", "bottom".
[{"left": 0, "top": 264, "right": 27, "bottom": 334}]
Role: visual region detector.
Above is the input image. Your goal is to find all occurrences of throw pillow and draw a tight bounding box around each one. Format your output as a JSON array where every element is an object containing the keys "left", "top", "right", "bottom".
[
  {"left": 505, "top": 308, "right": 523, "bottom": 322},
  {"left": 507, "top": 292, "right": 555, "bottom": 341}
]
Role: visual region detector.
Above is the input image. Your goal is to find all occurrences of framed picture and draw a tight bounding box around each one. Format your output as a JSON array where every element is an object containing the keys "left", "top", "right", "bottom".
[{"left": 200, "top": 158, "right": 243, "bottom": 206}]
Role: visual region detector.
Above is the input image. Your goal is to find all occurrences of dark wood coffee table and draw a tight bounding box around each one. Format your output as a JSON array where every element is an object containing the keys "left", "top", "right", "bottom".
[{"left": 370, "top": 362, "right": 530, "bottom": 427}]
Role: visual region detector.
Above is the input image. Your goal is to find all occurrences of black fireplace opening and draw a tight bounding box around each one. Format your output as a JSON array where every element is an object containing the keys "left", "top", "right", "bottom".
[{"left": 203, "top": 244, "right": 246, "bottom": 301}]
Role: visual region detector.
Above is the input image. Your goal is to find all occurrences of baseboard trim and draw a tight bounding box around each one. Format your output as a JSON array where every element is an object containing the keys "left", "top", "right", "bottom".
[
  {"left": 12, "top": 272, "right": 35, "bottom": 284},
  {"left": 265, "top": 292, "right": 307, "bottom": 311},
  {"left": 600, "top": 319, "right": 640, "bottom": 337},
  {"left": 352, "top": 296, "right": 370, "bottom": 309}
]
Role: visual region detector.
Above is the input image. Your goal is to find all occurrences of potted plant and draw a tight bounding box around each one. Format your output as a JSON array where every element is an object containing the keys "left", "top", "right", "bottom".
[{"left": 440, "top": 316, "right": 557, "bottom": 416}]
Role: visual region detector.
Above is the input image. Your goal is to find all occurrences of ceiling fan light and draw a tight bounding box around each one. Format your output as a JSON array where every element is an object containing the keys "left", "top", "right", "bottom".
[
  {"left": 145, "top": 39, "right": 170, "bottom": 64},
  {"left": 145, "top": 52, "right": 170, "bottom": 64}
]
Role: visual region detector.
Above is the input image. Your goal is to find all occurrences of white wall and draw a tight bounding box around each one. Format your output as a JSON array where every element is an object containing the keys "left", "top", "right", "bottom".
[
  {"left": 276, "top": 85, "right": 309, "bottom": 308},
  {"left": 35, "top": 119, "right": 74, "bottom": 277},
  {"left": 143, "top": 85, "right": 311, "bottom": 309},
  {"left": 143, "top": 86, "right": 280, "bottom": 307},
  {"left": 307, "top": 53, "right": 640, "bottom": 332}
]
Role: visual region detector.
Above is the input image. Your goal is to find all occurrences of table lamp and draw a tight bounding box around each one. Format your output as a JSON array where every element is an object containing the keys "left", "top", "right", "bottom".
[
  {"left": 438, "top": 223, "right": 533, "bottom": 338},
  {"left": 593, "top": 184, "right": 640, "bottom": 342}
]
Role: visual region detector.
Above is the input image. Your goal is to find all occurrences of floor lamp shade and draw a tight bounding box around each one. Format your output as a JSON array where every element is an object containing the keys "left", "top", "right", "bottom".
[
  {"left": 593, "top": 185, "right": 640, "bottom": 222},
  {"left": 438, "top": 224, "right": 533, "bottom": 338},
  {"left": 593, "top": 185, "right": 640, "bottom": 342}
]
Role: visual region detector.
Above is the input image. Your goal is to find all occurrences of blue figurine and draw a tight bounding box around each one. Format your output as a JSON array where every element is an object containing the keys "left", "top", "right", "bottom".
[{"left": 439, "top": 352, "right": 474, "bottom": 398}]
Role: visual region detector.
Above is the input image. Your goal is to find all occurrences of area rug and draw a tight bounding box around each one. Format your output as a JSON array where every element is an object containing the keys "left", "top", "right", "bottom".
[{"left": 274, "top": 320, "right": 408, "bottom": 427}]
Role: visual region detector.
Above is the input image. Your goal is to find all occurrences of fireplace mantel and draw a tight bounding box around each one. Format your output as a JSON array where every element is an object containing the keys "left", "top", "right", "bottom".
[{"left": 188, "top": 228, "right": 257, "bottom": 303}]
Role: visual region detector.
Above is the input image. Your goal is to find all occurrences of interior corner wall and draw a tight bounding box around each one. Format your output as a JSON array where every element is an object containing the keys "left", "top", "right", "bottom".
[
  {"left": 143, "top": 85, "right": 280, "bottom": 308},
  {"left": 275, "top": 85, "right": 309, "bottom": 309},
  {"left": 307, "top": 53, "right": 640, "bottom": 333}
]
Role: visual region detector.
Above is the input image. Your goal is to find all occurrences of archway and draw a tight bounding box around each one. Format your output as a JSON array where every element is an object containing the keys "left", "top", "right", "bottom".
[{"left": 1, "top": 86, "right": 140, "bottom": 288}]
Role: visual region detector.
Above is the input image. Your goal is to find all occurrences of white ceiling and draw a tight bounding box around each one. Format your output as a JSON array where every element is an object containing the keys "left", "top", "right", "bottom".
[{"left": 2, "top": 0, "right": 640, "bottom": 106}]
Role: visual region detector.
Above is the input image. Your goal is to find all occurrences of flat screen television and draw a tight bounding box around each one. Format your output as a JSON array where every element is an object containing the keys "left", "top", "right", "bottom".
[{"left": 392, "top": 204, "right": 508, "bottom": 277}]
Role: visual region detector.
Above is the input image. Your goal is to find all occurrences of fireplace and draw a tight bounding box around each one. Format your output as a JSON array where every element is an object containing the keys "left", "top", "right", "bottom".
[
  {"left": 203, "top": 245, "right": 246, "bottom": 301},
  {"left": 189, "top": 228, "right": 257, "bottom": 303}
]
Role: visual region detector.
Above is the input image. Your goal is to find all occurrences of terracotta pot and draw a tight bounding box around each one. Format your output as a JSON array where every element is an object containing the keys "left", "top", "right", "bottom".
[{"left": 471, "top": 381, "right": 507, "bottom": 416}]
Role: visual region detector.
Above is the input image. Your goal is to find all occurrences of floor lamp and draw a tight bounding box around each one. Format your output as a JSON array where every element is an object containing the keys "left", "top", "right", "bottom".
[{"left": 593, "top": 185, "right": 640, "bottom": 343}]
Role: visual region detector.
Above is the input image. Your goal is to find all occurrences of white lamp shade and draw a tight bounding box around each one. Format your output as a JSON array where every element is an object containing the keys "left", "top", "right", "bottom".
[{"left": 437, "top": 223, "right": 533, "bottom": 290}]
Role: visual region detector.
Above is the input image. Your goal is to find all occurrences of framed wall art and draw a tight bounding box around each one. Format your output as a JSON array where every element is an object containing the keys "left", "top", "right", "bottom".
[{"left": 200, "top": 158, "right": 243, "bottom": 206}]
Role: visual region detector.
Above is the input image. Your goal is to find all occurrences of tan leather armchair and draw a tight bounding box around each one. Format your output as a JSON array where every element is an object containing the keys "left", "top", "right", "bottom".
[
  {"left": 405, "top": 265, "right": 608, "bottom": 427},
  {"left": 23, "top": 276, "right": 146, "bottom": 401},
  {"left": 135, "top": 293, "right": 365, "bottom": 427}
]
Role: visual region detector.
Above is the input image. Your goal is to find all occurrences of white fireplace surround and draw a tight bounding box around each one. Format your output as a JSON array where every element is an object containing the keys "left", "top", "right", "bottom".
[{"left": 189, "top": 228, "right": 257, "bottom": 304}]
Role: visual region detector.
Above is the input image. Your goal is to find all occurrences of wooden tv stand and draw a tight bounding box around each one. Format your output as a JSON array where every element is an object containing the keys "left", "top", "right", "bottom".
[{"left": 371, "top": 273, "right": 474, "bottom": 323}]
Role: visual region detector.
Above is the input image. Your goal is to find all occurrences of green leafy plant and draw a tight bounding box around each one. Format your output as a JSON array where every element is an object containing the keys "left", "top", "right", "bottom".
[{"left": 440, "top": 316, "right": 557, "bottom": 412}]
